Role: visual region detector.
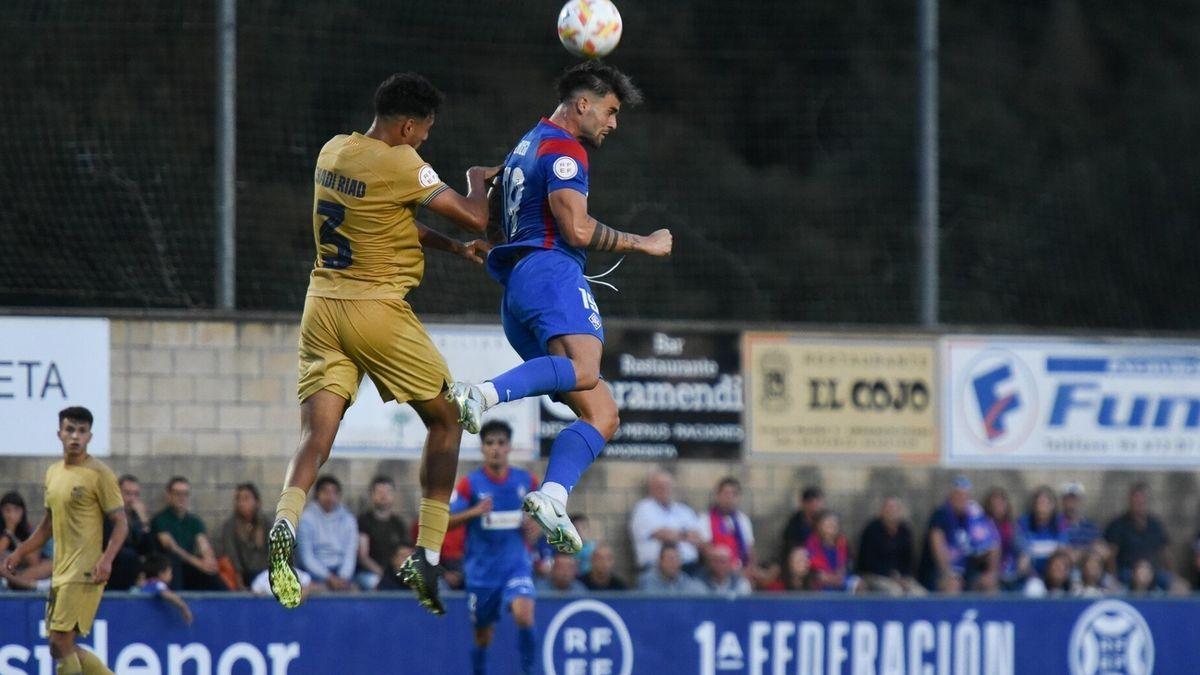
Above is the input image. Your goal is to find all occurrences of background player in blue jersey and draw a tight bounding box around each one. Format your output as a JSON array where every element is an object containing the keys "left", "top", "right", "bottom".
[
  {"left": 449, "top": 61, "right": 672, "bottom": 555},
  {"left": 450, "top": 421, "right": 539, "bottom": 675}
]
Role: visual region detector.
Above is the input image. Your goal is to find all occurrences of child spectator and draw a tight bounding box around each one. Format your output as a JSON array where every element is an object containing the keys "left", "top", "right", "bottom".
[
  {"left": 805, "top": 511, "right": 858, "bottom": 592},
  {"left": 139, "top": 554, "right": 193, "bottom": 625}
]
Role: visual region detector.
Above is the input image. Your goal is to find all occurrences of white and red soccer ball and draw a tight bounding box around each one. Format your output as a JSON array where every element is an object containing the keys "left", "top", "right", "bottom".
[{"left": 557, "top": 0, "right": 623, "bottom": 59}]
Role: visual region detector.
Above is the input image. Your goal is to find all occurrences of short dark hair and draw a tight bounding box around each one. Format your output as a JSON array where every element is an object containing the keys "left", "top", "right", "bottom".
[
  {"left": 370, "top": 475, "right": 394, "bottom": 490},
  {"left": 118, "top": 474, "right": 139, "bottom": 487},
  {"left": 479, "top": 420, "right": 513, "bottom": 442},
  {"left": 315, "top": 475, "right": 342, "bottom": 494},
  {"left": 801, "top": 486, "right": 824, "bottom": 502},
  {"left": 716, "top": 476, "right": 741, "bottom": 492},
  {"left": 236, "top": 482, "right": 260, "bottom": 502},
  {"left": 1130, "top": 481, "right": 1149, "bottom": 496},
  {"left": 143, "top": 553, "right": 171, "bottom": 579},
  {"left": 58, "top": 406, "right": 93, "bottom": 427},
  {"left": 555, "top": 60, "right": 643, "bottom": 106},
  {"left": 374, "top": 72, "right": 444, "bottom": 120},
  {"left": 166, "top": 476, "right": 189, "bottom": 491}
]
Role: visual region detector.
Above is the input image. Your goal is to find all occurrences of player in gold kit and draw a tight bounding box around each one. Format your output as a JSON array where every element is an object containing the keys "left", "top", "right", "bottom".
[
  {"left": 4, "top": 407, "right": 127, "bottom": 675},
  {"left": 268, "top": 72, "right": 497, "bottom": 615}
]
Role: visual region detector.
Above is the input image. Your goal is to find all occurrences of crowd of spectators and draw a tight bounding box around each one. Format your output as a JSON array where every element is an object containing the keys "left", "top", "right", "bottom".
[{"left": 2, "top": 468, "right": 1198, "bottom": 597}]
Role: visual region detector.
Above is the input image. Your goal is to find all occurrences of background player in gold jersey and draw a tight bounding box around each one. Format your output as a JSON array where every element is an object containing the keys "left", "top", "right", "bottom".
[
  {"left": 269, "top": 72, "right": 498, "bottom": 615},
  {"left": 4, "top": 407, "right": 127, "bottom": 675}
]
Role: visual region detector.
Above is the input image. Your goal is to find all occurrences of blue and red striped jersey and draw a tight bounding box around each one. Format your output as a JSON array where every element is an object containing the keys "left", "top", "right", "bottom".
[{"left": 486, "top": 118, "right": 591, "bottom": 283}]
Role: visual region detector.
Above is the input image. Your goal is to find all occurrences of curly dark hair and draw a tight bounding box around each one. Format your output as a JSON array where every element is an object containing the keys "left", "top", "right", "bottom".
[
  {"left": 374, "top": 72, "right": 444, "bottom": 120},
  {"left": 555, "top": 60, "right": 643, "bottom": 106}
]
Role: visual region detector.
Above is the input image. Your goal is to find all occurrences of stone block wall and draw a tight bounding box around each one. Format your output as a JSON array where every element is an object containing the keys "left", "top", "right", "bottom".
[{"left": 2, "top": 317, "right": 1198, "bottom": 581}]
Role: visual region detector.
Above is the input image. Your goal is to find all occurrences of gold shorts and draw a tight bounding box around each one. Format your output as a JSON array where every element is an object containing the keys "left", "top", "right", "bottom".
[
  {"left": 45, "top": 582, "right": 104, "bottom": 636},
  {"left": 298, "top": 295, "right": 451, "bottom": 406}
]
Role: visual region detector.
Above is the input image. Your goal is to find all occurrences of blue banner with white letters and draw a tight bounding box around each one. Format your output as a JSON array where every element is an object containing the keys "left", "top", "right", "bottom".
[{"left": 1, "top": 592, "right": 1194, "bottom": 674}]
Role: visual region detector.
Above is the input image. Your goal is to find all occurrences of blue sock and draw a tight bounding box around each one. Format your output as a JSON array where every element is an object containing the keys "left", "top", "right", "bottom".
[
  {"left": 471, "top": 644, "right": 487, "bottom": 675},
  {"left": 490, "top": 356, "right": 577, "bottom": 403},
  {"left": 518, "top": 627, "right": 538, "bottom": 674},
  {"left": 544, "top": 420, "right": 606, "bottom": 494}
]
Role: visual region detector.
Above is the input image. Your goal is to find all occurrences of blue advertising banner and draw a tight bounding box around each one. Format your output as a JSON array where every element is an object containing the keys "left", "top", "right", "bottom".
[{"left": 0, "top": 593, "right": 1192, "bottom": 674}]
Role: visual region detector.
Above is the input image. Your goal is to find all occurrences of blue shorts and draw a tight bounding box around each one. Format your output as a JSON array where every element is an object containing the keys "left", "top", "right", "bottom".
[
  {"left": 467, "top": 576, "right": 535, "bottom": 628},
  {"left": 501, "top": 250, "right": 604, "bottom": 362}
]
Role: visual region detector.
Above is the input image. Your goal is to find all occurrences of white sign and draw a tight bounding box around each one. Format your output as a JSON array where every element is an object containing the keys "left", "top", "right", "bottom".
[
  {"left": 943, "top": 336, "right": 1200, "bottom": 467},
  {"left": 334, "top": 325, "right": 537, "bottom": 459},
  {"left": 0, "top": 317, "right": 110, "bottom": 456}
]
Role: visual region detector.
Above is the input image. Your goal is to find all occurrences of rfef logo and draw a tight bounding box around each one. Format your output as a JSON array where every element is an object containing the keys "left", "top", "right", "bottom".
[
  {"left": 960, "top": 350, "right": 1037, "bottom": 451},
  {"left": 1068, "top": 599, "right": 1154, "bottom": 675},
  {"left": 543, "top": 599, "right": 633, "bottom": 675}
]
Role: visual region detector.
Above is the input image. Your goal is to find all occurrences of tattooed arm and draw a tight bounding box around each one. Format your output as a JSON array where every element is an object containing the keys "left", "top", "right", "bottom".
[{"left": 548, "top": 188, "right": 672, "bottom": 256}]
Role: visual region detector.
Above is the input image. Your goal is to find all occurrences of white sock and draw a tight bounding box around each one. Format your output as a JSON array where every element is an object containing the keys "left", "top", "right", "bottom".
[
  {"left": 479, "top": 381, "right": 500, "bottom": 408},
  {"left": 423, "top": 547, "right": 440, "bottom": 566},
  {"left": 541, "top": 481, "right": 569, "bottom": 506}
]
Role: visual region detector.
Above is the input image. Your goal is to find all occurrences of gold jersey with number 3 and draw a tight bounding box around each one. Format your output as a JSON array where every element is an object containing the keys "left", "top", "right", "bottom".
[{"left": 307, "top": 132, "right": 449, "bottom": 300}]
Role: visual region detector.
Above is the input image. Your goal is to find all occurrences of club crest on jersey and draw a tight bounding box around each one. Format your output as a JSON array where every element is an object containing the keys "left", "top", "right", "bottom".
[
  {"left": 418, "top": 165, "right": 440, "bottom": 188},
  {"left": 589, "top": 313, "right": 602, "bottom": 331},
  {"left": 553, "top": 157, "right": 579, "bottom": 180}
]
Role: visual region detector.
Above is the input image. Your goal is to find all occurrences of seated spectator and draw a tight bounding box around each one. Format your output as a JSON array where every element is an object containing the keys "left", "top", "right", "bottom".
[
  {"left": 638, "top": 542, "right": 706, "bottom": 594},
  {"left": 629, "top": 471, "right": 702, "bottom": 572},
  {"left": 376, "top": 544, "right": 416, "bottom": 591},
  {"left": 1126, "top": 559, "right": 1161, "bottom": 595},
  {"left": 1060, "top": 482, "right": 1100, "bottom": 554},
  {"left": 781, "top": 486, "right": 825, "bottom": 564},
  {"left": 1104, "top": 482, "right": 1174, "bottom": 591},
  {"left": 699, "top": 477, "right": 758, "bottom": 579},
  {"left": 857, "top": 496, "right": 924, "bottom": 596},
  {"left": 917, "top": 476, "right": 1000, "bottom": 593},
  {"left": 983, "top": 487, "right": 1027, "bottom": 589},
  {"left": 571, "top": 514, "right": 598, "bottom": 576},
  {"left": 217, "top": 482, "right": 270, "bottom": 589},
  {"left": 0, "top": 491, "right": 37, "bottom": 570},
  {"left": 699, "top": 545, "right": 751, "bottom": 596},
  {"left": 1077, "top": 549, "right": 1119, "bottom": 598},
  {"left": 107, "top": 475, "right": 154, "bottom": 590},
  {"left": 298, "top": 475, "right": 358, "bottom": 592},
  {"left": 535, "top": 553, "right": 585, "bottom": 593},
  {"left": 805, "top": 512, "right": 858, "bottom": 592},
  {"left": 138, "top": 554, "right": 193, "bottom": 625},
  {"left": 152, "top": 476, "right": 224, "bottom": 590},
  {"left": 1017, "top": 486, "right": 1069, "bottom": 578},
  {"left": 1023, "top": 550, "right": 1074, "bottom": 598},
  {"left": 763, "top": 547, "right": 813, "bottom": 592},
  {"left": 356, "top": 475, "right": 410, "bottom": 591},
  {"left": 580, "top": 544, "right": 628, "bottom": 591}
]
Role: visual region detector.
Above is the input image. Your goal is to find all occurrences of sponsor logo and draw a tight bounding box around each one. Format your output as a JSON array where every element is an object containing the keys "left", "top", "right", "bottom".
[
  {"left": 960, "top": 350, "right": 1037, "bottom": 451},
  {"left": 553, "top": 157, "right": 579, "bottom": 180},
  {"left": 758, "top": 350, "right": 791, "bottom": 412},
  {"left": 1068, "top": 599, "right": 1154, "bottom": 675},
  {"left": 418, "top": 165, "right": 440, "bottom": 188},
  {"left": 544, "top": 599, "right": 633, "bottom": 675},
  {"left": 589, "top": 313, "right": 602, "bottom": 331}
]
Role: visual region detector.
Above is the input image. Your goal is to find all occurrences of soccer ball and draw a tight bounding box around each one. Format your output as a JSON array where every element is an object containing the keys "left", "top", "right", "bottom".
[{"left": 557, "top": 0, "right": 623, "bottom": 59}]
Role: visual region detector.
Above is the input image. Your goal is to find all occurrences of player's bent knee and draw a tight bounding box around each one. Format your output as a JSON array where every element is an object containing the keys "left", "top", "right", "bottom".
[{"left": 573, "top": 367, "right": 601, "bottom": 391}]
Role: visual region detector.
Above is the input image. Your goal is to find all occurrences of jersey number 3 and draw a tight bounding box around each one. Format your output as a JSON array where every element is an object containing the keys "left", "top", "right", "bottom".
[{"left": 317, "top": 199, "right": 352, "bottom": 269}]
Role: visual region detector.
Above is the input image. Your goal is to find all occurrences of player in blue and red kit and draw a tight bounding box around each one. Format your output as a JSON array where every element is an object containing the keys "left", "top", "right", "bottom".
[
  {"left": 448, "top": 61, "right": 672, "bottom": 554},
  {"left": 450, "top": 421, "right": 539, "bottom": 675}
]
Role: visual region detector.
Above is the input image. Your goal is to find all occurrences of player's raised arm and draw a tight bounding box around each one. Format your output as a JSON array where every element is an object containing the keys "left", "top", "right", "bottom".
[
  {"left": 424, "top": 166, "right": 502, "bottom": 233},
  {"left": 548, "top": 189, "right": 672, "bottom": 256}
]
